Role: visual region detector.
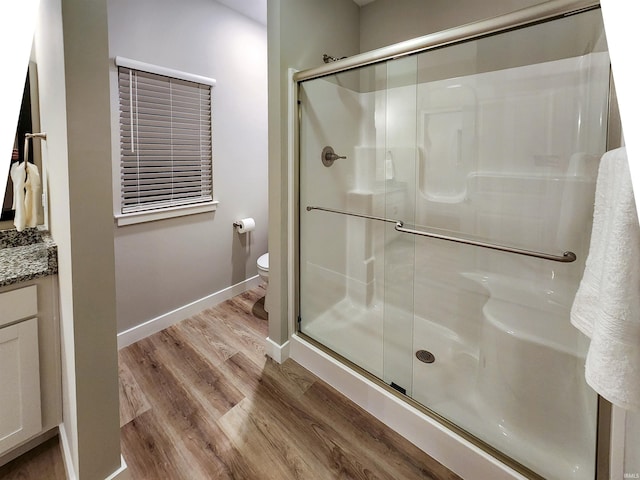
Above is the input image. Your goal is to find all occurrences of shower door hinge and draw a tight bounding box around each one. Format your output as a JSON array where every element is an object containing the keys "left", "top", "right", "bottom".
[{"left": 297, "top": 315, "right": 302, "bottom": 331}]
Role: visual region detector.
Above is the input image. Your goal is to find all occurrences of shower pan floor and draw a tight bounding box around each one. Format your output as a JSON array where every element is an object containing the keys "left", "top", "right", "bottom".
[{"left": 302, "top": 298, "right": 594, "bottom": 480}]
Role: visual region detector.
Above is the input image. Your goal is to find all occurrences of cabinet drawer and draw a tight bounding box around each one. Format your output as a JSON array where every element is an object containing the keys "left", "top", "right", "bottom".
[{"left": 0, "top": 285, "right": 38, "bottom": 328}]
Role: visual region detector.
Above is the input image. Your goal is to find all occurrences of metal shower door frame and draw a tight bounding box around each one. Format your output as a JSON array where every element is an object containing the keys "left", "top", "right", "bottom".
[{"left": 293, "top": 1, "right": 621, "bottom": 478}]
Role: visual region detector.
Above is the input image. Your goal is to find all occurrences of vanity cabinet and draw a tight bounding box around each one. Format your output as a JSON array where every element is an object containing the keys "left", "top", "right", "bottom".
[
  {"left": 0, "top": 285, "right": 41, "bottom": 453},
  {"left": 0, "top": 277, "right": 61, "bottom": 459}
]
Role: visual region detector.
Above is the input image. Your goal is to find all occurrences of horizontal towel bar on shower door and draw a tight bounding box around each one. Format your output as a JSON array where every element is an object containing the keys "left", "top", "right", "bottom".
[{"left": 306, "top": 205, "right": 577, "bottom": 263}]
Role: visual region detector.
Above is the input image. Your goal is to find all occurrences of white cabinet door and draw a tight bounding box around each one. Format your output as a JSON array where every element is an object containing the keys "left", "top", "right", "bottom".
[{"left": 0, "top": 318, "right": 41, "bottom": 453}]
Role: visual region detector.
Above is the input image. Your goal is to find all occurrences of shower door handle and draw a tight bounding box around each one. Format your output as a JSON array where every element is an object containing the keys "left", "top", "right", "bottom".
[
  {"left": 306, "top": 205, "right": 577, "bottom": 263},
  {"left": 322, "top": 146, "right": 347, "bottom": 167}
]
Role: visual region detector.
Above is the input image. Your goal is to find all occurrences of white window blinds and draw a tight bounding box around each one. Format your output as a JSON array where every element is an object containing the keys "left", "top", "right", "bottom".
[{"left": 118, "top": 64, "right": 213, "bottom": 214}]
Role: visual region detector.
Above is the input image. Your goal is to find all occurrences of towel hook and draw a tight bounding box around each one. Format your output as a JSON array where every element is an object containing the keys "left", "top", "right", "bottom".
[
  {"left": 22, "top": 133, "right": 47, "bottom": 172},
  {"left": 24, "top": 133, "right": 47, "bottom": 160},
  {"left": 25, "top": 132, "right": 47, "bottom": 140}
]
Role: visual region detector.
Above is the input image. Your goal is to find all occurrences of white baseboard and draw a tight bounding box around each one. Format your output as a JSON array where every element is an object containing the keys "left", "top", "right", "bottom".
[
  {"left": 266, "top": 337, "right": 290, "bottom": 363},
  {"left": 118, "top": 276, "right": 262, "bottom": 349},
  {"left": 105, "top": 456, "right": 130, "bottom": 480},
  {"left": 60, "top": 423, "right": 131, "bottom": 480},
  {"left": 58, "top": 423, "right": 77, "bottom": 480},
  {"left": 290, "top": 334, "right": 528, "bottom": 480}
]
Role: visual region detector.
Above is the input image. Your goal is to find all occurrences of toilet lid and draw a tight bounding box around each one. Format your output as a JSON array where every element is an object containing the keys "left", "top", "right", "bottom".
[{"left": 257, "top": 253, "right": 269, "bottom": 270}]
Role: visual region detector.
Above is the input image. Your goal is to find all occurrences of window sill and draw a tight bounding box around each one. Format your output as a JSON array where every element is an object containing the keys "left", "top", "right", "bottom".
[{"left": 115, "top": 201, "right": 219, "bottom": 227}]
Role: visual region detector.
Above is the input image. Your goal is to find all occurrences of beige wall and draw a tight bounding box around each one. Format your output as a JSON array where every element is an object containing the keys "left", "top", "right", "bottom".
[
  {"left": 33, "top": 0, "right": 268, "bottom": 476},
  {"left": 35, "top": 0, "right": 122, "bottom": 477},
  {"left": 267, "top": 0, "right": 360, "bottom": 344},
  {"left": 359, "top": 0, "right": 546, "bottom": 52},
  {"left": 34, "top": 0, "right": 76, "bottom": 468},
  {"left": 626, "top": 411, "right": 640, "bottom": 477},
  {"left": 108, "top": 0, "right": 268, "bottom": 334}
]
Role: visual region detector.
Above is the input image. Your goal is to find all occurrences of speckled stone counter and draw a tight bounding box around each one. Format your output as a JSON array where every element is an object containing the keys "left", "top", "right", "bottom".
[{"left": 0, "top": 227, "right": 58, "bottom": 287}]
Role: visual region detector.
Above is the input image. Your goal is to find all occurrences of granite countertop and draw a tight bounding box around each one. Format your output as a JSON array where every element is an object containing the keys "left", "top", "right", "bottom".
[{"left": 0, "top": 227, "right": 58, "bottom": 288}]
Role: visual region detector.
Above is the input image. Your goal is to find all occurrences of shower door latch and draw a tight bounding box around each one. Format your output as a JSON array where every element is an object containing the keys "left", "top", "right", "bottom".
[{"left": 321, "top": 146, "right": 347, "bottom": 167}]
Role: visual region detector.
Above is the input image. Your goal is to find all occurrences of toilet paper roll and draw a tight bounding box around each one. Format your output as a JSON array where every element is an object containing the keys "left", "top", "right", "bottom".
[{"left": 235, "top": 217, "right": 255, "bottom": 234}]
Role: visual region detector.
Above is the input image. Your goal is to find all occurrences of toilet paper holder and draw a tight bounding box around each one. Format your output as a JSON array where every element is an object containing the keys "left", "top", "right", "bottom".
[{"left": 234, "top": 217, "right": 256, "bottom": 234}]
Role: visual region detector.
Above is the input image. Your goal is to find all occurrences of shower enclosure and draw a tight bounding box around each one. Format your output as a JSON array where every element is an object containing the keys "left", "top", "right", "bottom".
[{"left": 296, "top": 3, "right": 613, "bottom": 480}]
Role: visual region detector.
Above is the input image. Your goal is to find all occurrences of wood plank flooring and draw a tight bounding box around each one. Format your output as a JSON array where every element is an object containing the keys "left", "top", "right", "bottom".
[
  {"left": 119, "top": 285, "right": 462, "bottom": 480},
  {"left": 0, "top": 435, "right": 66, "bottom": 480},
  {"left": 0, "top": 286, "right": 463, "bottom": 479}
]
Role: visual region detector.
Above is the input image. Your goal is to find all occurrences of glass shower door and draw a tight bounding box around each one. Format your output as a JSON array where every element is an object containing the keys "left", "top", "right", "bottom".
[
  {"left": 404, "top": 10, "right": 609, "bottom": 480},
  {"left": 299, "top": 7, "right": 611, "bottom": 480},
  {"left": 299, "top": 62, "right": 397, "bottom": 380}
]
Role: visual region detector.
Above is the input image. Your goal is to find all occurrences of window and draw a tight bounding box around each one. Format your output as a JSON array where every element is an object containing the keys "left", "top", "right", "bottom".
[{"left": 116, "top": 57, "right": 215, "bottom": 219}]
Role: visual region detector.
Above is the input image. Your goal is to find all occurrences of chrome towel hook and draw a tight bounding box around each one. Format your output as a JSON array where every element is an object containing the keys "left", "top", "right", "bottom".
[{"left": 321, "top": 146, "right": 347, "bottom": 167}]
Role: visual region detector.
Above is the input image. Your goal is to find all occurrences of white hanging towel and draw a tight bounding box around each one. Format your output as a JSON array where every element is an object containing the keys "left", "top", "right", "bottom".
[
  {"left": 24, "top": 162, "right": 41, "bottom": 228},
  {"left": 571, "top": 147, "right": 640, "bottom": 411},
  {"left": 9, "top": 161, "right": 41, "bottom": 232},
  {"left": 10, "top": 162, "right": 27, "bottom": 232}
]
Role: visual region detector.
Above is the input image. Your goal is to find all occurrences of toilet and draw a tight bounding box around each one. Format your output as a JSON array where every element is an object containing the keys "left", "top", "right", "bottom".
[{"left": 257, "top": 253, "right": 269, "bottom": 312}]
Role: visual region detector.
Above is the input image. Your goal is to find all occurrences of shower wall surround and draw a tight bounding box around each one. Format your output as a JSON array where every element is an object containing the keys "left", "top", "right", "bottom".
[{"left": 298, "top": 6, "right": 610, "bottom": 480}]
